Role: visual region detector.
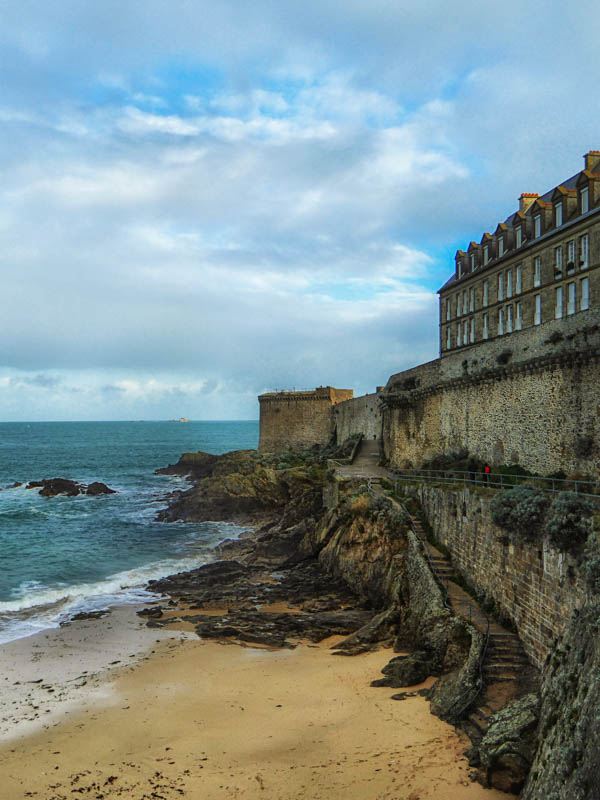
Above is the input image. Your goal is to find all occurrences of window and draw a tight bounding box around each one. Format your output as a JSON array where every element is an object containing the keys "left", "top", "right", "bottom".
[
  {"left": 554, "top": 246, "right": 563, "bottom": 276},
  {"left": 567, "top": 282, "right": 576, "bottom": 315},
  {"left": 457, "top": 324, "right": 462, "bottom": 346},
  {"left": 555, "top": 286, "right": 563, "bottom": 319},
  {"left": 534, "top": 294, "right": 542, "bottom": 325},
  {"left": 498, "top": 236, "right": 504, "bottom": 257},
  {"left": 498, "top": 273, "right": 504, "bottom": 301},
  {"left": 567, "top": 240, "right": 576, "bottom": 273},
  {"left": 463, "top": 291, "right": 468, "bottom": 315},
  {"left": 469, "top": 287, "right": 475, "bottom": 312},
  {"left": 446, "top": 299, "right": 451, "bottom": 321},
  {"left": 498, "top": 307, "right": 504, "bottom": 335},
  {"left": 515, "top": 301, "right": 522, "bottom": 331},
  {"left": 470, "top": 317, "right": 475, "bottom": 343},
  {"left": 581, "top": 277, "right": 590, "bottom": 310},
  {"left": 581, "top": 186, "right": 589, "bottom": 214},
  {"left": 516, "top": 264, "right": 522, "bottom": 294},
  {"left": 483, "top": 312, "right": 489, "bottom": 340},
  {"left": 534, "top": 256, "right": 541, "bottom": 287},
  {"left": 534, "top": 214, "right": 541, "bottom": 238},
  {"left": 506, "top": 304, "right": 513, "bottom": 333},
  {"left": 580, "top": 234, "right": 589, "bottom": 269},
  {"left": 483, "top": 244, "right": 489, "bottom": 265},
  {"left": 506, "top": 269, "right": 513, "bottom": 298},
  {"left": 457, "top": 259, "right": 462, "bottom": 278},
  {"left": 470, "top": 253, "right": 475, "bottom": 271},
  {"left": 516, "top": 227, "right": 522, "bottom": 247},
  {"left": 463, "top": 320, "right": 469, "bottom": 344},
  {"left": 446, "top": 326, "right": 452, "bottom": 349},
  {"left": 483, "top": 280, "right": 489, "bottom": 307},
  {"left": 555, "top": 202, "right": 563, "bottom": 227},
  {"left": 457, "top": 293, "right": 462, "bottom": 316}
]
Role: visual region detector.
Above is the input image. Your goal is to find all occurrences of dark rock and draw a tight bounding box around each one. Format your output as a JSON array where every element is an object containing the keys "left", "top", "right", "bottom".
[
  {"left": 64, "top": 609, "right": 111, "bottom": 623},
  {"left": 37, "top": 478, "right": 82, "bottom": 497},
  {"left": 136, "top": 606, "right": 164, "bottom": 618},
  {"left": 371, "top": 650, "right": 434, "bottom": 687},
  {"left": 3, "top": 481, "right": 22, "bottom": 489},
  {"left": 86, "top": 482, "right": 117, "bottom": 495},
  {"left": 479, "top": 693, "right": 539, "bottom": 794}
]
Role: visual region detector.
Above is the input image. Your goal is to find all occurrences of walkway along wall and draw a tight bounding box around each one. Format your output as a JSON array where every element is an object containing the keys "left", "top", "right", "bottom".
[
  {"left": 381, "top": 308, "right": 600, "bottom": 476},
  {"left": 411, "top": 483, "right": 587, "bottom": 669}
]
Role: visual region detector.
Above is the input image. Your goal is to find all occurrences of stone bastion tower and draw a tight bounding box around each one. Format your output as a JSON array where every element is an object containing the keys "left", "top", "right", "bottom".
[{"left": 258, "top": 386, "right": 354, "bottom": 453}]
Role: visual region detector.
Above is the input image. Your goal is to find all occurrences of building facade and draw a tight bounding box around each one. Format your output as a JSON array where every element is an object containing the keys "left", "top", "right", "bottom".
[{"left": 439, "top": 151, "right": 600, "bottom": 356}]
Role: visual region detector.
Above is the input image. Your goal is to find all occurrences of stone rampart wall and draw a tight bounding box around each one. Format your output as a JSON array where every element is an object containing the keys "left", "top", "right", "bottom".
[
  {"left": 413, "top": 484, "right": 586, "bottom": 668},
  {"left": 334, "top": 393, "right": 382, "bottom": 443},
  {"left": 258, "top": 387, "right": 353, "bottom": 453}
]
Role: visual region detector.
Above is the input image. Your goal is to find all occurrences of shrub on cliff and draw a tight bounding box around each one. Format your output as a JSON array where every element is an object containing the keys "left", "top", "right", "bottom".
[
  {"left": 543, "top": 492, "right": 594, "bottom": 553},
  {"left": 582, "top": 532, "right": 600, "bottom": 591},
  {"left": 490, "top": 486, "right": 549, "bottom": 541}
]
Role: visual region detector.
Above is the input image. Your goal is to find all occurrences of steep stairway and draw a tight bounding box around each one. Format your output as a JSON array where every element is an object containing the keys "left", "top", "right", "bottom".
[{"left": 407, "top": 509, "right": 535, "bottom": 746}]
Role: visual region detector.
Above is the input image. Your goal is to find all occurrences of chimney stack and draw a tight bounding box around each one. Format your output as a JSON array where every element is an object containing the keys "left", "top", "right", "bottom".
[
  {"left": 519, "top": 193, "right": 539, "bottom": 213},
  {"left": 584, "top": 151, "right": 600, "bottom": 173}
]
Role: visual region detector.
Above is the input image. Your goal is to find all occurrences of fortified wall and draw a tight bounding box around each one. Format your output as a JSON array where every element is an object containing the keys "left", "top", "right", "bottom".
[
  {"left": 381, "top": 306, "right": 600, "bottom": 476},
  {"left": 333, "top": 391, "right": 383, "bottom": 442},
  {"left": 258, "top": 386, "right": 353, "bottom": 453}
]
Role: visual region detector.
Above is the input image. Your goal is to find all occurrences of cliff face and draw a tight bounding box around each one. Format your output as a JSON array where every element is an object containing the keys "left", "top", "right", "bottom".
[{"left": 521, "top": 598, "right": 600, "bottom": 800}]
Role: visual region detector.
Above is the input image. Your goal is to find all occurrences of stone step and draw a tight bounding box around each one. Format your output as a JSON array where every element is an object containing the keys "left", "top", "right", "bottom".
[{"left": 483, "top": 663, "right": 523, "bottom": 674}]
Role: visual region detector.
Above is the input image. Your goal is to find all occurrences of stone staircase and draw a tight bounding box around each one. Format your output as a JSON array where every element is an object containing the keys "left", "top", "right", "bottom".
[{"left": 408, "top": 510, "right": 534, "bottom": 746}]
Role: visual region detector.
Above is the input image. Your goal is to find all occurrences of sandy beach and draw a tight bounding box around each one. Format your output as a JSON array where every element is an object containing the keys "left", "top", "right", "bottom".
[{"left": 0, "top": 607, "right": 506, "bottom": 800}]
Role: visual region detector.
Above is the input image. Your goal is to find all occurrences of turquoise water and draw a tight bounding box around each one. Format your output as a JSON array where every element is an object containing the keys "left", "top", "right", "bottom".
[{"left": 0, "top": 421, "right": 258, "bottom": 643}]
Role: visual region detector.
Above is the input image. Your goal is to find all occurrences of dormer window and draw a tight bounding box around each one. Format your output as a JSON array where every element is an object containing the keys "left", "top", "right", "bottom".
[
  {"left": 483, "top": 244, "right": 489, "bottom": 264},
  {"left": 498, "top": 236, "right": 504, "bottom": 257},
  {"left": 555, "top": 201, "right": 563, "bottom": 227},
  {"left": 581, "top": 186, "right": 589, "bottom": 214},
  {"left": 470, "top": 253, "right": 475, "bottom": 271},
  {"left": 457, "top": 259, "right": 463, "bottom": 279},
  {"left": 534, "top": 214, "right": 541, "bottom": 238},
  {"left": 515, "top": 227, "right": 522, "bottom": 248}
]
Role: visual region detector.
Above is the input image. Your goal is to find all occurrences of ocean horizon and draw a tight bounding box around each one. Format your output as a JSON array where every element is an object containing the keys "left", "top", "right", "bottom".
[{"left": 0, "top": 420, "right": 259, "bottom": 644}]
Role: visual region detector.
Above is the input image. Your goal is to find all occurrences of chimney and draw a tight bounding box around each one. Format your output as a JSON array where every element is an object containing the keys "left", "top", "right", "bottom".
[
  {"left": 584, "top": 150, "right": 600, "bottom": 173},
  {"left": 519, "top": 193, "right": 538, "bottom": 213}
]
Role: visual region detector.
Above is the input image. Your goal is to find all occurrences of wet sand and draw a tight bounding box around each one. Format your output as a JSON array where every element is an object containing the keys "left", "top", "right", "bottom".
[{"left": 0, "top": 608, "right": 505, "bottom": 800}]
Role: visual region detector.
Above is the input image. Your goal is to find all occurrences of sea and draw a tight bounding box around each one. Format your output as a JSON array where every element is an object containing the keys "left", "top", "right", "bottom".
[{"left": 0, "top": 420, "right": 258, "bottom": 645}]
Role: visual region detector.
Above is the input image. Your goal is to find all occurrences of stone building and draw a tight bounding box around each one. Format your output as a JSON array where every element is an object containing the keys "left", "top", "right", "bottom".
[{"left": 439, "top": 151, "right": 600, "bottom": 356}]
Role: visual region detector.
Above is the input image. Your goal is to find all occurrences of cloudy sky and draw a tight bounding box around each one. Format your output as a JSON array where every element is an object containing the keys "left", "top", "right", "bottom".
[{"left": 2, "top": 1, "right": 599, "bottom": 420}]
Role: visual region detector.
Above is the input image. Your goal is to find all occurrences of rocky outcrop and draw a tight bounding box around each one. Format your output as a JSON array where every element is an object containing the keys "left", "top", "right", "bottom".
[
  {"left": 25, "top": 478, "right": 117, "bottom": 497},
  {"left": 521, "top": 599, "right": 600, "bottom": 800}
]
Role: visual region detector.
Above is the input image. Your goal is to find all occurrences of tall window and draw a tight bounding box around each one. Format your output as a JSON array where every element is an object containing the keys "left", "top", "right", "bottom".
[
  {"left": 498, "top": 236, "right": 505, "bottom": 257},
  {"left": 463, "top": 320, "right": 469, "bottom": 344},
  {"left": 457, "top": 259, "right": 462, "bottom": 278},
  {"left": 483, "top": 312, "right": 489, "bottom": 340},
  {"left": 581, "top": 277, "right": 590, "bottom": 311},
  {"left": 580, "top": 234, "right": 589, "bottom": 269},
  {"left": 534, "top": 214, "right": 541, "bottom": 238},
  {"left": 446, "top": 299, "right": 451, "bottom": 321},
  {"left": 515, "top": 227, "right": 522, "bottom": 247},
  {"left": 581, "top": 186, "right": 589, "bottom": 214},
  {"left": 534, "top": 256, "right": 541, "bottom": 287},
  {"left": 498, "top": 307, "right": 504, "bottom": 336},
  {"left": 506, "top": 304, "right": 513, "bottom": 333},
  {"left": 483, "top": 280, "right": 489, "bottom": 307},
  {"left": 457, "top": 293, "right": 462, "bottom": 316},
  {"left": 469, "top": 287, "right": 475, "bottom": 312},
  {"left": 567, "top": 240, "right": 576, "bottom": 273},
  {"left": 457, "top": 323, "right": 462, "bottom": 346},
  {"left": 470, "top": 253, "right": 475, "bottom": 271},
  {"left": 555, "top": 202, "right": 563, "bottom": 227},
  {"left": 516, "top": 264, "right": 522, "bottom": 294},
  {"left": 567, "top": 282, "right": 576, "bottom": 315},
  {"left": 506, "top": 268, "right": 513, "bottom": 298},
  {"left": 483, "top": 244, "right": 489, "bottom": 264},
  {"left": 515, "top": 301, "right": 522, "bottom": 331},
  {"left": 498, "top": 273, "right": 504, "bottom": 301},
  {"left": 470, "top": 317, "right": 475, "bottom": 343},
  {"left": 555, "top": 286, "right": 563, "bottom": 319},
  {"left": 463, "top": 290, "right": 468, "bottom": 315},
  {"left": 554, "top": 246, "right": 563, "bottom": 275},
  {"left": 534, "top": 294, "right": 542, "bottom": 325},
  {"left": 446, "top": 326, "right": 452, "bottom": 349}
]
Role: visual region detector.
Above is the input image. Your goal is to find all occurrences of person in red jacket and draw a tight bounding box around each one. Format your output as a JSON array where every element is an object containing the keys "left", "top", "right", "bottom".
[{"left": 483, "top": 463, "right": 491, "bottom": 484}]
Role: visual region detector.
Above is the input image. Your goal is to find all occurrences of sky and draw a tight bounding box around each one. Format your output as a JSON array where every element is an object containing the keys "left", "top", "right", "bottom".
[{"left": 2, "top": 0, "right": 600, "bottom": 420}]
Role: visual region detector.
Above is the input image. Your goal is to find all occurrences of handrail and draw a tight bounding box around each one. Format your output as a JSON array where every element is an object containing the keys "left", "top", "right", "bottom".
[{"left": 390, "top": 468, "right": 600, "bottom": 498}]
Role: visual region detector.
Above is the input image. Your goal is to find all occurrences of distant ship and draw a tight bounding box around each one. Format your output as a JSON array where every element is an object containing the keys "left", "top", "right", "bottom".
[{"left": 168, "top": 418, "right": 190, "bottom": 423}]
